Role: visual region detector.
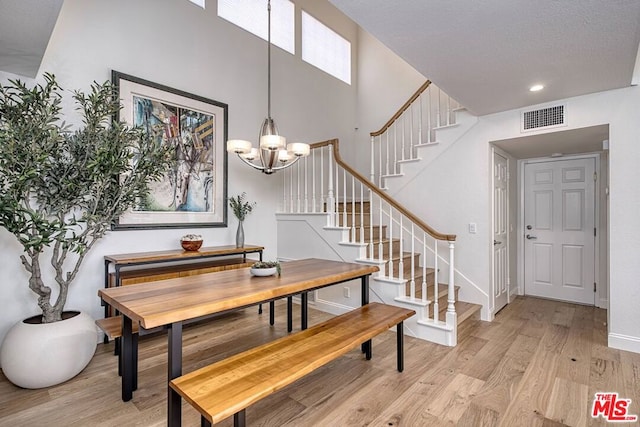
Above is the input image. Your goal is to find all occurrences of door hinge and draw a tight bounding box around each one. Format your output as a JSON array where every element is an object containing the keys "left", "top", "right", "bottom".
[
  {"left": 593, "top": 172, "right": 597, "bottom": 181},
  {"left": 594, "top": 227, "right": 597, "bottom": 237},
  {"left": 594, "top": 282, "right": 597, "bottom": 292}
]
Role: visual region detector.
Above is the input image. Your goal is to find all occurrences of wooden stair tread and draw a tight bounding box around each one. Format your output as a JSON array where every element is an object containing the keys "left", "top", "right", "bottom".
[
  {"left": 169, "top": 303, "right": 414, "bottom": 424},
  {"left": 454, "top": 301, "right": 482, "bottom": 325}
]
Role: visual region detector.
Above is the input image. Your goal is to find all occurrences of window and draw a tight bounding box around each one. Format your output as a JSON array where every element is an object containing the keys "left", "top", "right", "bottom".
[
  {"left": 218, "top": 0, "right": 295, "bottom": 55},
  {"left": 301, "top": 11, "right": 351, "bottom": 85}
]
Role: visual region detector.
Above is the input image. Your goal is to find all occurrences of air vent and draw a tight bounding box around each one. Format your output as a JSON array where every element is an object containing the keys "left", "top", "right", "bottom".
[{"left": 521, "top": 104, "right": 566, "bottom": 132}]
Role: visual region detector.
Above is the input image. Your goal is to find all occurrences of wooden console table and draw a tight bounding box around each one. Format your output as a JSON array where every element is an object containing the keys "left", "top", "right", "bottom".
[{"left": 103, "top": 245, "right": 264, "bottom": 318}]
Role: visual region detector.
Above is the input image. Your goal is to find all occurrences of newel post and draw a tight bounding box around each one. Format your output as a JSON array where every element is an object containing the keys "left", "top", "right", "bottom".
[{"left": 446, "top": 241, "right": 457, "bottom": 345}]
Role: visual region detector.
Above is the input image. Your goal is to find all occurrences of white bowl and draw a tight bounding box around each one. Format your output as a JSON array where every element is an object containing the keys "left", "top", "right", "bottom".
[{"left": 250, "top": 267, "right": 277, "bottom": 277}]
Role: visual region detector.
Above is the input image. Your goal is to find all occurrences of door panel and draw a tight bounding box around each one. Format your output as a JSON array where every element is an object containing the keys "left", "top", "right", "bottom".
[
  {"left": 524, "top": 158, "right": 595, "bottom": 305},
  {"left": 493, "top": 152, "right": 509, "bottom": 312}
]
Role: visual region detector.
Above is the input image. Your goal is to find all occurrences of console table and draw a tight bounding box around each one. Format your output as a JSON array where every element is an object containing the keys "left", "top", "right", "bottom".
[
  {"left": 103, "top": 245, "right": 264, "bottom": 319},
  {"left": 104, "top": 244, "right": 264, "bottom": 287}
]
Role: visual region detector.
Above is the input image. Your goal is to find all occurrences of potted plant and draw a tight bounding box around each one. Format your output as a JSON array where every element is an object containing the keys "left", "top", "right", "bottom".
[
  {"left": 250, "top": 261, "right": 282, "bottom": 277},
  {"left": 228, "top": 192, "right": 256, "bottom": 248},
  {"left": 0, "top": 74, "right": 171, "bottom": 388}
]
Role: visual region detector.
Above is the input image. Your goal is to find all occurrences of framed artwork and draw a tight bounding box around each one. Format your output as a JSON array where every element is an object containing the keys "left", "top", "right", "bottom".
[{"left": 111, "top": 71, "right": 228, "bottom": 229}]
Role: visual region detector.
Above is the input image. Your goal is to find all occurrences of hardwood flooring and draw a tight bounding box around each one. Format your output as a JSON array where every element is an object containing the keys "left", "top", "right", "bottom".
[{"left": 1, "top": 296, "right": 639, "bottom": 426}]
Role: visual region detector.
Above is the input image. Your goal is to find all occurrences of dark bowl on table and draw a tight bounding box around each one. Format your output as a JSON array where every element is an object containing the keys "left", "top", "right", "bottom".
[{"left": 181, "top": 240, "right": 203, "bottom": 251}]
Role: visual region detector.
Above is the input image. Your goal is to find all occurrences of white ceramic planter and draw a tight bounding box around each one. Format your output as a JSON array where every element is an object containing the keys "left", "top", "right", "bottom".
[{"left": 0, "top": 311, "right": 97, "bottom": 389}]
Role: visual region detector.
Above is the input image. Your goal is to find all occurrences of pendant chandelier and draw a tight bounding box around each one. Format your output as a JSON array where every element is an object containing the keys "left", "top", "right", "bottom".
[{"left": 226, "top": 0, "right": 310, "bottom": 174}]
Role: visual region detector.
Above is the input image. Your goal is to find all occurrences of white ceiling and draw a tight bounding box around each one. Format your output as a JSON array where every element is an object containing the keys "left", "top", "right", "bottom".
[
  {"left": 0, "top": 0, "right": 63, "bottom": 78},
  {"left": 330, "top": 0, "right": 640, "bottom": 116}
]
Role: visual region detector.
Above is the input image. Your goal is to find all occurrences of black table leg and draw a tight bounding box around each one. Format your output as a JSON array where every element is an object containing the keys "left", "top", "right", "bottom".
[
  {"left": 167, "top": 322, "right": 183, "bottom": 427},
  {"left": 361, "top": 275, "right": 369, "bottom": 305},
  {"left": 301, "top": 292, "right": 308, "bottom": 330},
  {"left": 287, "top": 296, "right": 293, "bottom": 332},
  {"left": 133, "top": 332, "right": 138, "bottom": 391},
  {"left": 234, "top": 410, "right": 246, "bottom": 427},
  {"left": 103, "top": 260, "right": 110, "bottom": 344},
  {"left": 397, "top": 321, "right": 404, "bottom": 372},
  {"left": 201, "top": 416, "right": 212, "bottom": 427},
  {"left": 121, "top": 316, "right": 133, "bottom": 402},
  {"left": 361, "top": 275, "right": 370, "bottom": 355},
  {"left": 269, "top": 301, "right": 275, "bottom": 325}
]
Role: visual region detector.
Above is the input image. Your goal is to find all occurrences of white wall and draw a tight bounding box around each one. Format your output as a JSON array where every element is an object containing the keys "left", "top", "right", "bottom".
[
  {"left": 348, "top": 27, "right": 425, "bottom": 176},
  {"left": 0, "top": 0, "right": 358, "bottom": 351},
  {"left": 387, "top": 86, "right": 640, "bottom": 352}
]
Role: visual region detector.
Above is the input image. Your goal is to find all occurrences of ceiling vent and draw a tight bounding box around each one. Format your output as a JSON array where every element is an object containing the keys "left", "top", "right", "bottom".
[{"left": 521, "top": 104, "right": 566, "bottom": 132}]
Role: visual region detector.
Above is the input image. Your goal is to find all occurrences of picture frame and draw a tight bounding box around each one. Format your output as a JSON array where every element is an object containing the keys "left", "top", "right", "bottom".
[{"left": 111, "top": 71, "right": 228, "bottom": 229}]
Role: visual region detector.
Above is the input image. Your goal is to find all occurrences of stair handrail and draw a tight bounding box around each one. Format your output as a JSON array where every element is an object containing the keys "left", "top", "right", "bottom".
[
  {"left": 370, "top": 80, "right": 431, "bottom": 137},
  {"left": 309, "top": 138, "right": 456, "bottom": 242}
]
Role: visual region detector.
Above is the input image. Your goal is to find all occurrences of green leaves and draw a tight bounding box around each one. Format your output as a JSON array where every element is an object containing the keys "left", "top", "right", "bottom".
[
  {"left": 228, "top": 192, "right": 256, "bottom": 222},
  {"left": 0, "top": 73, "right": 173, "bottom": 319}
]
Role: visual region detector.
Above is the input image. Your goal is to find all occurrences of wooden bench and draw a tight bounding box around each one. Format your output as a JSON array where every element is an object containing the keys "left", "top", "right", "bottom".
[
  {"left": 95, "top": 316, "right": 140, "bottom": 379},
  {"left": 170, "top": 302, "right": 415, "bottom": 427},
  {"left": 95, "top": 316, "right": 139, "bottom": 340}
]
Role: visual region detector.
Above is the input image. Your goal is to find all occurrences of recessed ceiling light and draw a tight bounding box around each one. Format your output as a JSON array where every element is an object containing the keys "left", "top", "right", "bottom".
[{"left": 529, "top": 84, "right": 544, "bottom": 92}]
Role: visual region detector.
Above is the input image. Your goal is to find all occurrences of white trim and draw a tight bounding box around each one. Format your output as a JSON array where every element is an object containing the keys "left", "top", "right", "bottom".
[
  {"left": 517, "top": 153, "right": 601, "bottom": 306},
  {"left": 599, "top": 297, "right": 608, "bottom": 310},
  {"left": 608, "top": 332, "right": 640, "bottom": 354}
]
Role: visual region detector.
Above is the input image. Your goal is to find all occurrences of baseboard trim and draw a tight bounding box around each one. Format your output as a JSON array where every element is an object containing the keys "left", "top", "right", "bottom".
[{"left": 608, "top": 332, "right": 640, "bottom": 354}]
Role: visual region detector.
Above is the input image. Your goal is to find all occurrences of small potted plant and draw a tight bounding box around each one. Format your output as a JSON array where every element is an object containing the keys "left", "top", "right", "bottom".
[
  {"left": 0, "top": 74, "right": 172, "bottom": 388},
  {"left": 250, "top": 261, "right": 281, "bottom": 277},
  {"left": 228, "top": 192, "right": 256, "bottom": 248}
]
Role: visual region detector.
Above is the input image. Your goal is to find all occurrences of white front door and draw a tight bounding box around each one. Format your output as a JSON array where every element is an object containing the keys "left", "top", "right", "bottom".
[
  {"left": 493, "top": 152, "right": 509, "bottom": 312},
  {"left": 524, "top": 157, "right": 596, "bottom": 305}
]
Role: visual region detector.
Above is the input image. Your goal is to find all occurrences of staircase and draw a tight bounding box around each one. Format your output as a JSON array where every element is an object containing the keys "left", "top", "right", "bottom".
[
  {"left": 277, "top": 138, "right": 481, "bottom": 346},
  {"left": 335, "top": 200, "right": 479, "bottom": 325},
  {"left": 277, "top": 81, "right": 483, "bottom": 347}
]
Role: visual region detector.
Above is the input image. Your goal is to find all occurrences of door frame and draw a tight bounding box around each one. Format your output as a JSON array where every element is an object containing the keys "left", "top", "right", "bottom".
[
  {"left": 517, "top": 153, "right": 602, "bottom": 306},
  {"left": 490, "top": 146, "right": 511, "bottom": 317}
]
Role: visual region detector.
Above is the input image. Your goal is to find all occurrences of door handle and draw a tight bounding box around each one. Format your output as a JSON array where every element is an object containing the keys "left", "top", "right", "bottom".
[
  {"left": 526, "top": 234, "right": 537, "bottom": 240},
  {"left": 493, "top": 240, "right": 501, "bottom": 245}
]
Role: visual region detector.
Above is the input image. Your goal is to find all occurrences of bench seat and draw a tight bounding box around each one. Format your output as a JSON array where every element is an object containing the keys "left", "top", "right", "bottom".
[
  {"left": 95, "top": 316, "right": 139, "bottom": 340},
  {"left": 170, "top": 302, "right": 415, "bottom": 426}
]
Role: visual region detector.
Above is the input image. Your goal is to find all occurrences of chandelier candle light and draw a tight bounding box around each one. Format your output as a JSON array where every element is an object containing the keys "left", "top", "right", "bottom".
[{"left": 226, "top": 0, "right": 310, "bottom": 174}]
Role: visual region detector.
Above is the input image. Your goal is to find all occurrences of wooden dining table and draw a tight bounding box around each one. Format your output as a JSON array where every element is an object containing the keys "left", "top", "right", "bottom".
[{"left": 98, "top": 258, "right": 379, "bottom": 427}]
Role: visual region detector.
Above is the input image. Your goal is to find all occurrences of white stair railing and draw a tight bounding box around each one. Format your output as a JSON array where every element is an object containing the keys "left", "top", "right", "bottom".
[
  {"left": 280, "top": 139, "right": 458, "bottom": 330},
  {"left": 370, "top": 81, "right": 462, "bottom": 187}
]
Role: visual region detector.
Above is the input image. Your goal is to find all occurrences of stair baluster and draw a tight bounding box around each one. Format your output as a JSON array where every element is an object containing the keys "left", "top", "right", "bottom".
[{"left": 279, "top": 139, "right": 463, "bottom": 346}]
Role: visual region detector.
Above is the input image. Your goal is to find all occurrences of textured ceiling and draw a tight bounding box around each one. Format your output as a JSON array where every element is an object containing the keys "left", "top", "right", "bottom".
[{"left": 330, "top": 0, "right": 640, "bottom": 115}]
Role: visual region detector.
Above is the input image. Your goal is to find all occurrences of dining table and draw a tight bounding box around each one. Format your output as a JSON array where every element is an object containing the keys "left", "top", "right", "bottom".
[{"left": 98, "top": 258, "right": 379, "bottom": 427}]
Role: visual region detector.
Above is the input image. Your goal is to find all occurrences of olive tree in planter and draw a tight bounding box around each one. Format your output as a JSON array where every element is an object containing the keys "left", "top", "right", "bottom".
[{"left": 0, "top": 74, "right": 172, "bottom": 388}]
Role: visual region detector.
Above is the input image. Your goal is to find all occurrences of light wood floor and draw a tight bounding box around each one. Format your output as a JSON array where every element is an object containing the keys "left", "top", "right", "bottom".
[{"left": 1, "top": 296, "right": 639, "bottom": 426}]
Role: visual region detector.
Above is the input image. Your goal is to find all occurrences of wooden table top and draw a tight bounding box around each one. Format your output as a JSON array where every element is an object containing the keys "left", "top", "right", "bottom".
[
  {"left": 98, "top": 258, "right": 379, "bottom": 329},
  {"left": 104, "top": 245, "right": 264, "bottom": 265}
]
